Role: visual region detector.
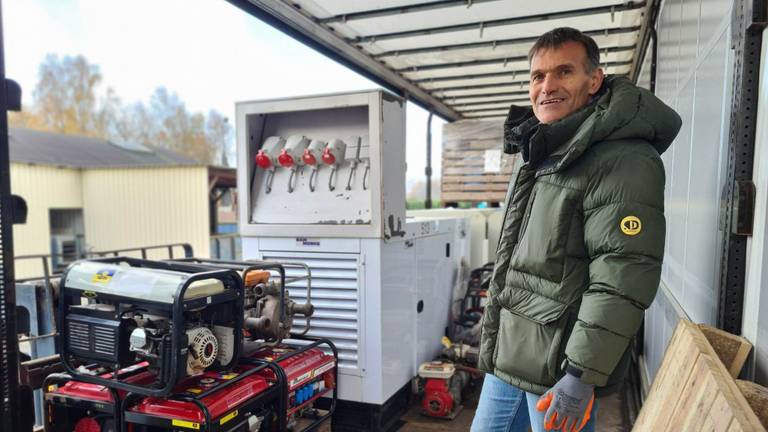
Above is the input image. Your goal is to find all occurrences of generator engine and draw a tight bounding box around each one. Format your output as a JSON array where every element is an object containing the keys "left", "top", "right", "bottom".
[
  {"left": 59, "top": 258, "right": 244, "bottom": 396},
  {"left": 418, "top": 361, "right": 469, "bottom": 419}
]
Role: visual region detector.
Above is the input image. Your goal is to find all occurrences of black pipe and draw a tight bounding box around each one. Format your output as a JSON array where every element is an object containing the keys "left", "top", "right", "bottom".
[{"left": 426, "top": 112, "right": 434, "bottom": 209}]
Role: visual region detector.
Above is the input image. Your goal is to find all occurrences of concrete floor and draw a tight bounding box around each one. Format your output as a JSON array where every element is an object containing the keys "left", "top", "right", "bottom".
[
  {"left": 314, "top": 376, "right": 629, "bottom": 431},
  {"left": 398, "top": 377, "right": 629, "bottom": 432}
]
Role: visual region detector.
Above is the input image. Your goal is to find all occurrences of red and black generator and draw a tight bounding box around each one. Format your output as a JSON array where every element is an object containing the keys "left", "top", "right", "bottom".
[
  {"left": 43, "top": 362, "right": 154, "bottom": 432},
  {"left": 44, "top": 338, "right": 337, "bottom": 432}
]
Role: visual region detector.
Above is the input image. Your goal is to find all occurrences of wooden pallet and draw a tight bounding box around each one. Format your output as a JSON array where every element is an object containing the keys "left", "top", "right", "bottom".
[
  {"left": 441, "top": 120, "right": 518, "bottom": 205},
  {"left": 633, "top": 320, "right": 764, "bottom": 431}
]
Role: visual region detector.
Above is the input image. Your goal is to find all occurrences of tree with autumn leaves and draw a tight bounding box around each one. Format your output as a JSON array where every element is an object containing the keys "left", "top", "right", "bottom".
[{"left": 9, "top": 54, "right": 232, "bottom": 166}]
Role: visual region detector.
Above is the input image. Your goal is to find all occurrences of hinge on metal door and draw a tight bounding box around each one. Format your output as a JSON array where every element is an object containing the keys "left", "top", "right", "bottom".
[{"left": 732, "top": 180, "right": 755, "bottom": 236}]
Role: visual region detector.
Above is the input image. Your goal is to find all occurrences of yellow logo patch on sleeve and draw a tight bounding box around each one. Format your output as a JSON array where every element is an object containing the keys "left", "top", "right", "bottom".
[{"left": 621, "top": 216, "right": 642, "bottom": 236}]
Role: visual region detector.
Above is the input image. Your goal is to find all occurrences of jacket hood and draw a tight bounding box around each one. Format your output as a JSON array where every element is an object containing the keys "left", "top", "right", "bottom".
[{"left": 503, "top": 76, "right": 681, "bottom": 172}]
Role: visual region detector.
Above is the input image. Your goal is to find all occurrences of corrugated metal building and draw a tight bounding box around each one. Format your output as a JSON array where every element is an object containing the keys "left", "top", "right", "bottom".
[{"left": 9, "top": 128, "right": 210, "bottom": 279}]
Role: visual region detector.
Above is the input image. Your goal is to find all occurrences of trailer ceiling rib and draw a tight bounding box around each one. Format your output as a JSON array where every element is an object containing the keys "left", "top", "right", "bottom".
[{"left": 227, "top": 0, "right": 653, "bottom": 121}]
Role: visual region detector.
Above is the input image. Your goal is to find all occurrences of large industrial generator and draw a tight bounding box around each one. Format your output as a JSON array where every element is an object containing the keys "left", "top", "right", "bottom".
[{"left": 236, "top": 90, "right": 469, "bottom": 430}]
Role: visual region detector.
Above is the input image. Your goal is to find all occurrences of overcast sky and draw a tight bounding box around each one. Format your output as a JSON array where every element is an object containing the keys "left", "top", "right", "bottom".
[{"left": 3, "top": 0, "right": 445, "bottom": 185}]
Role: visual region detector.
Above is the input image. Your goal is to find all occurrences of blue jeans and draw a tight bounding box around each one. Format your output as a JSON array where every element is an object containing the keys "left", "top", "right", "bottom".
[
  {"left": 471, "top": 374, "right": 597, "bottom": 432},
  {"left": 471, "top": 374, "right": 529, "bottom": 432}
]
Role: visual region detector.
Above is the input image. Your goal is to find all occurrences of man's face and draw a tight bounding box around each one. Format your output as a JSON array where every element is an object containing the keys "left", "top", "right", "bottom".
[{"left": 529, "top": 41, "right": 604, "bottom": 124}]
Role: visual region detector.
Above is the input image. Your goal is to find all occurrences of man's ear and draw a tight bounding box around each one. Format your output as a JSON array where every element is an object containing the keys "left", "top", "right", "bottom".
[{"left": 589, "top": 68, "right": 605, "bottom": 95}]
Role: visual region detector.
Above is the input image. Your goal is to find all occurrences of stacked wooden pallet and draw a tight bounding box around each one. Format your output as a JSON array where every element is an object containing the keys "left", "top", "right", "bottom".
[
  {"left": 441, "top": 119, "right": 519, "bottom": 205},
  {"left": 633, "top": 320, "right": 766, "bottom": 431}
]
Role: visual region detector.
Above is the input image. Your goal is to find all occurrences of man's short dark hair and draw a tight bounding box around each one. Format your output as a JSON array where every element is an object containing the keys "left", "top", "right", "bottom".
[{"left": 528, "top": 27, "right": 600, "bottom": 72}]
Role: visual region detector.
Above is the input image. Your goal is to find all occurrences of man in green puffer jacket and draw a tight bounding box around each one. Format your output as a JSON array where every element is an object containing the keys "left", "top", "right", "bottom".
[{"left": 470, "top": 28, "right": 681, "bottom": 432}]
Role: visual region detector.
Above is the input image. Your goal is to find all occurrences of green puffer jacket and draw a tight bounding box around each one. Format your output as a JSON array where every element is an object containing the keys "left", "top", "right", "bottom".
[{"left": 477, "top": 77, "right": 681, "bottom": 395}]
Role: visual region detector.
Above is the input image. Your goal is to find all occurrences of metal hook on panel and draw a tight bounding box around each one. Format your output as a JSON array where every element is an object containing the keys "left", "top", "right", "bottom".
[
  {"left": 345, "top": 168, "right": 355, "bottom": 191},
  {"left": 265, "top": 170, "right": 275, "bottom": 194},
  {"left": 479, "top": 22, "right": 484, "bottom": 38},
  {"left": 346, "top": 137, "right": 362, "bottom": 191},
  {"left": 329, "top": 167, "right": 337, "bottom": 191},
  {"left": 309, "top": 168, "right": 318, "bottom": 192},
  {"left": 363, "top": 161, "right": 370, "bottom": 191},
  {"left": 610, "top": 6, "right": 615, "bottom": 23},
  {"left": 287, "top": 169, "right": 297, "bottom": 193}
]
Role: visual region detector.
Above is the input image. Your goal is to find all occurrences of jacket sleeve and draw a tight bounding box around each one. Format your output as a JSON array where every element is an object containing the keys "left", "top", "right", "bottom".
[
  {"left": 477, "top": 167, "right": 534, "bottom": 372},
  {"left": 564, "top": 149, "right": 666, "bottom": 386}
]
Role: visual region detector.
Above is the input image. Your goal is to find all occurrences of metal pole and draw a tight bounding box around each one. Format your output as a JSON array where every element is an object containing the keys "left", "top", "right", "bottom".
[
  {"left": 426, "top": 112, "right": 434, "bottom": 209},
  {"left": 0, "top": 1, "right": 22, "bottom": 430}
]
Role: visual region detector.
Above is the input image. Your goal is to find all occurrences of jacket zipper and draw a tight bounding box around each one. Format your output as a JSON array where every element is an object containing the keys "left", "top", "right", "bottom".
[
  {"left": 511, "top": 182, "right": 537, "bottom": 256},
  {"left": 493, "top": 164, "right": 527, "bottom": 255}
]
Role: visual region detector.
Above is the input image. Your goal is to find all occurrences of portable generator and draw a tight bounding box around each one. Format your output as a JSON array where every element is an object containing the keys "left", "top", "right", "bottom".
[
  {"left": 59, "top": 258, "right": 245, "bottom": 396},
  {"left": 122, "top": 360, "right": 283, "bottom": 431},
  {"left": 246, "top": 341, "right": 337, "bottom": 428},
  {"left": 120, "top": 338, "right": 337, "bottom": 432},
  {"left": 417, "top": 361, "right": 469, "bottom": 420},
  {"left": 43, "top": 362, "right": 155, "bottom": 432}
]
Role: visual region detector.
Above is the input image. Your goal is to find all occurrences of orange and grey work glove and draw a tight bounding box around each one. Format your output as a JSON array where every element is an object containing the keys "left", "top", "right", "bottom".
[{"left": 535, "top": 371, "right": 595, "bottom": 432}]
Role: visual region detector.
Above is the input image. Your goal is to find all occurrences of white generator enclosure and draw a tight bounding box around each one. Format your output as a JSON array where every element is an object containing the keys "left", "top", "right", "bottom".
[{"left": 236, "top": 90, "right": 469, "bottom": 405}]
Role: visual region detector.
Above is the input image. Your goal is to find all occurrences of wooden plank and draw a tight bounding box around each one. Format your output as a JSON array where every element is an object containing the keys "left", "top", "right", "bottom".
[
  {"left": 443, "top": 149, "right": 516, "bottom": 159},
  {"left": 443, "top": 150, "right": 494, "bottom": 158},
  {"left": 634, "top": 321, "right": 689, "bottom": 429},
  {"left": 442, "top": 183, "right": 509, "bottom": 192},
  {"left": 736, "top": 380, "right": 768, "bottom": 429},
  {"left": 633, "top": 320, "right": 765, "bottom": 432},
  {"left": 443, "top": 139, "right": 502, "bottom": 150},
  {"left": 645, "top": 334, "right": 700, "bottom": 430},
  {"left": 698, "top": 324, "right": 752, "bottom": 378},
  {"left": 442, "top": 159, "right": 487, "bottom": 168},
  {"left": 443, "top": 166, "right": 514, "bottom": 175},
  {"left": 441, "top": 192, "right": 506, "bottom": 202},
  {"left": 676, "top": 363, "right": 720, "bottom": 431},
  {"left": 442, "top": 159, "right": 516, "bottom": 169},
  {"left": 443, "top": 174, "right": 512, "bottom": 183}
]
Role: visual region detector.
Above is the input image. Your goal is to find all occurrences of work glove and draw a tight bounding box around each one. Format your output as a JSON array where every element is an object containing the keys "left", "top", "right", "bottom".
[{"left": 535, "top": 371, "right": 595, "bottom": 432}]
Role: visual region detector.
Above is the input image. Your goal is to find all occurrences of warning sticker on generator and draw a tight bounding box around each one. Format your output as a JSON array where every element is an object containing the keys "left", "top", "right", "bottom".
[
  {"left": 312, "top": 361, "right": 335, "bottom": 378},
  {"left": 171, "top": 419, "right": 200, "bottom": 430},
  {"left": 220, "top": 410, "right": 238, "bottom": 425},
  {"left": 92, "top": 269, "right": 116, "bottom": 284}
]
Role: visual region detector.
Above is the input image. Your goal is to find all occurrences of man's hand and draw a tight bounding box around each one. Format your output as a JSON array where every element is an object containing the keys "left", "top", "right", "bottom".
[{"left": 535, "top": 372, "right": 595, "bottom": 432}]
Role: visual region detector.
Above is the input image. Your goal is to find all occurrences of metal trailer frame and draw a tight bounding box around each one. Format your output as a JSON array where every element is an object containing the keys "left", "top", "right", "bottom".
[
  {"left": 58, "top": 257, "right": 245, "bottom": 397},
  {"left": 717, "top": 0, "right": 767, "bottom": 335},
  {"left": 0, "top": 0, "right": 26, "bottom": 429}
]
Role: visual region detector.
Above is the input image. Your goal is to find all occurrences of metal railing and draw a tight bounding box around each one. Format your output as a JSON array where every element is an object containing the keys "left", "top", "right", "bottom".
[
  {"left": 14, "top": 243, "right": 194, "bottom": 283},
  {"left": 210, "top": 233, "right": 241, "bottom": 260}
]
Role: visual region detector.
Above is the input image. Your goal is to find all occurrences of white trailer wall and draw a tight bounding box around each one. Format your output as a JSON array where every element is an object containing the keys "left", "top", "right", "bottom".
[{"left": 638, "top": 0, "right": 736, "bottom": 383}]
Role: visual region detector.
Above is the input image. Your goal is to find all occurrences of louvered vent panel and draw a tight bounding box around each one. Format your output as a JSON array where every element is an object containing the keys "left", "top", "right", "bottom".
[{"left": 262, "top": 252, "right": 361, "bottom": 373}]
